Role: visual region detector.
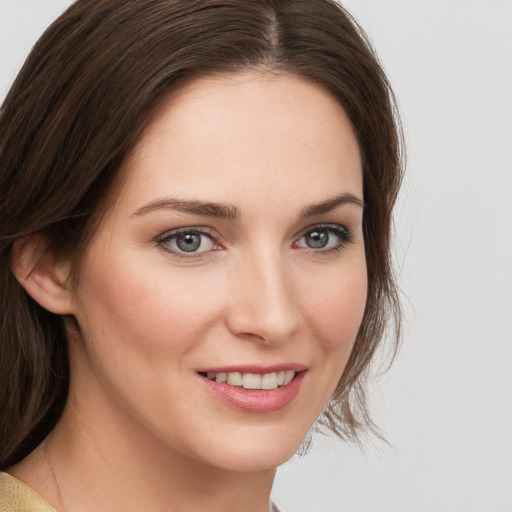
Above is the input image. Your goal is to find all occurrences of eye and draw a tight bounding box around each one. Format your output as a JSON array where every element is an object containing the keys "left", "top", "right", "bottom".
[
  {"left": 159, "top": 228, "right": 218, "bottom": 255},
  {"left": 295, "top": 225, "right": 352, "bottom": 252}
]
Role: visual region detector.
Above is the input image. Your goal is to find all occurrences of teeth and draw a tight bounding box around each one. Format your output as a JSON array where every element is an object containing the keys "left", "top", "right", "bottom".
[
  {"left": 261, "top": 372, "right": 278, "bottom": 390},
  {"left": 205, "top": 370, "right": 296, "bottom": 390},
  {"left": 242, "top": 373, "right": 261, "bottom": 389},
  {"left": 227, "top": 372, "right": 242, "bottom": 386},
  {"left": 283, "top": 370, "right": 295, "bottom": 386}
]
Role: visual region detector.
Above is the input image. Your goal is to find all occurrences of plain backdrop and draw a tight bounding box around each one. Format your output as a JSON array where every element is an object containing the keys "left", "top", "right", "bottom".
[{"left": 1, "top": 2, "right": 511, "bottom": 511}]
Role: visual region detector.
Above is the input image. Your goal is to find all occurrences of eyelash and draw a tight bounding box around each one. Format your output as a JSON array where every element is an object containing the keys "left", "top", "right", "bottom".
[
  {"left": 294, "top": 224, "right": 354, "bottom": 255},
  {"left": 157, "top": 227, "right": 221, "bottom": 259},
  {"left": 157, "top": 224, "right": 354, "bottom": 260}
]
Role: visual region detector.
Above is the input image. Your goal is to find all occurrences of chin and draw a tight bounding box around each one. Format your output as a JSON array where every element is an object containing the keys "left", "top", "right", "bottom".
[
  {"left": 208, "top": 447, "right": 298, "bottom": 473},
  {"left": 183, "top": 424, "right": 309, "bottom": 473}
]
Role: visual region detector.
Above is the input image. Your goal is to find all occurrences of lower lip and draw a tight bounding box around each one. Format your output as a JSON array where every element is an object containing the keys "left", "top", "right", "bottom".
[{"left": 200, "top": 372, "right": 305, "bottom": 413}]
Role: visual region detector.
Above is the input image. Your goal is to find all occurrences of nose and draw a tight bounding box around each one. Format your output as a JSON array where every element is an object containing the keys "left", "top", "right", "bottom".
[{"left": 225, "top": 252, "right": 301, "bottom": 345}]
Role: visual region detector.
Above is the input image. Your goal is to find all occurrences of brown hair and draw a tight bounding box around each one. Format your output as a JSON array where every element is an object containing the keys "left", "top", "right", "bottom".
[{"left": 0, "top": 0, "right": 403, "bottom": 469}]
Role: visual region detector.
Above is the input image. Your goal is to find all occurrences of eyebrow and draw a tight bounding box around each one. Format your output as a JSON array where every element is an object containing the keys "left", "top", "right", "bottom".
[
  {"left": 132, "top": 198, "right": 239, "bottom": 220},
  {"left": 132, "top": 192, "right": 363, "bottom": 221},
  {"left": 298, "top": 193, "right": 364, "bottom": 220}
]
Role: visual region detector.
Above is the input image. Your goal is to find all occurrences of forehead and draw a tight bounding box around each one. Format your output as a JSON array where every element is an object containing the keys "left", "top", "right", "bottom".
[{"left": 117, "top": 71, "right": 362, "bottom": 214}]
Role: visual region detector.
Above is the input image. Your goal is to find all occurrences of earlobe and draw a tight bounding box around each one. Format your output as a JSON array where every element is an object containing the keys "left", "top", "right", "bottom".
[{"left": 11, "top": 235, "right": 75, "bottom": 315}]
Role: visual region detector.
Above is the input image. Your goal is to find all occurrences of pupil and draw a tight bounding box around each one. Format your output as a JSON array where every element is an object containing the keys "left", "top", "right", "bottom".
[
  {"left": 177, "top": 233, "right": 201, "bottom": 252},
  {"left": 306, "top": 230, "right": 328, "bottom": 249}
]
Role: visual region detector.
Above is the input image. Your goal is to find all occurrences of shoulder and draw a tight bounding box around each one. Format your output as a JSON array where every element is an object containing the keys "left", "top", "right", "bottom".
[{"left": 0, "top": 472, "right": 55, "bottom": 512}]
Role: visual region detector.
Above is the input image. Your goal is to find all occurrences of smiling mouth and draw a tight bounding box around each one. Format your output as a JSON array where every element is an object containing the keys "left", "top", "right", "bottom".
[{"left": 199, "top": 370, "right": 296, "bottom": 390}]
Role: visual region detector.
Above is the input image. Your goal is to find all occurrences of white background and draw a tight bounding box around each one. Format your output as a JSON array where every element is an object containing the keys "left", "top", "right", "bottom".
[{"left": 1, "top": 2, "right": 511, "bottom": 511}]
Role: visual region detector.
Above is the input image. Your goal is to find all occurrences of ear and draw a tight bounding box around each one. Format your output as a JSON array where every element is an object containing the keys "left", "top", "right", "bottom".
[{"left": 11, "top": 235, "right": 75, "bottom": 315}]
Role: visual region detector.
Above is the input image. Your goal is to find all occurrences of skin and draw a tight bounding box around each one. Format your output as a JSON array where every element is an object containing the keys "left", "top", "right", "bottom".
[{"left": 11, "top": 72, "right": 367, "bottom": 512}]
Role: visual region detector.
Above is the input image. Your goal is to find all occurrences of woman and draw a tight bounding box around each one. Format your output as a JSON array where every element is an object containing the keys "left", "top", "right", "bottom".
[{"left": 0, "top": 0, "right": 402, "bottom": 510}]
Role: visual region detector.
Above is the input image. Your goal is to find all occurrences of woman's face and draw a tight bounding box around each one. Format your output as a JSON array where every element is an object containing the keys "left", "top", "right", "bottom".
[{"left": 68, "top": 72, "right": 367, "bottom": 471}]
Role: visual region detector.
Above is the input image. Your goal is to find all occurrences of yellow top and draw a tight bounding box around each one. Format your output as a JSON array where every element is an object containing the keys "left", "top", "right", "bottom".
[{"left": 0, "top": 472, "right": 55, "bottom": 512}]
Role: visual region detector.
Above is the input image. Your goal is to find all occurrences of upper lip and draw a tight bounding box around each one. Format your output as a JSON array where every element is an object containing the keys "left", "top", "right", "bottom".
[{"left": 196, "top": 363, "right": 308, "bottom": 374}]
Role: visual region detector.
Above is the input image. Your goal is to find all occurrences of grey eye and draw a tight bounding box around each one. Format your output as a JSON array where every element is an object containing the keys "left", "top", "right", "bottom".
[
  {"left": 166, "top": 231, "right": 215, "bottom": 253},
  {"left": 296, "top": 226, "right": 351, "bottom": 251},
  {"left": 176, "top": 233, "right": 202, "bottom": 252},
  {"left": 304, "top": 229, "right": 329, "bottom": 249}
]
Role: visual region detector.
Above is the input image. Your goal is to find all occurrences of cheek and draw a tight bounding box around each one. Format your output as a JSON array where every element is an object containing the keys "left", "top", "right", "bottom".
[
  {"left": 74, "top": 249, "right": 224, "bottom": 360},
  {"left": 300, "top": 258, "right": 368, "bottom": 354}
]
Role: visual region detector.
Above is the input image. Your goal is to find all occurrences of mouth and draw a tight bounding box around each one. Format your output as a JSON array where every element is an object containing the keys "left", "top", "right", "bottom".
[
  {"left": 198, "top": 370, "right": 296, "bottom": 390},
  {"left": 197, "top": 366, "right": 306, "bottom": 413}
]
